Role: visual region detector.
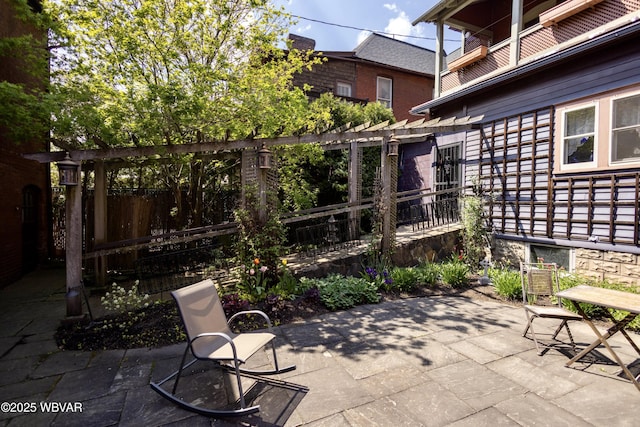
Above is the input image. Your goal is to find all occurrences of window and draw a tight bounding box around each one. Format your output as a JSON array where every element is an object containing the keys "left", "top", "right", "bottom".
[
  {"left": 611, "top": 94, "right": 640, "bottom": 163},
  {"left": 434, "top": 143, "right": 461, "bottom": 194},
  {"left": 527, "top": 244, "right": 573, "bottom": 271},
  {"left": 377, "top": 77, "right": 392, "bottom": 108},
  {"left": 562, "top": 105, "right": 596, "bottom": 166},
  {"left": 556, "top": 85, "right": 640, "bottom": 172},
  {"left": 336, "top": 82, "right": 352, "bottom": 98}
]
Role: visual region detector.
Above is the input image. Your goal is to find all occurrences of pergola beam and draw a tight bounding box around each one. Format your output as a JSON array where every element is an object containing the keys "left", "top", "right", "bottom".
[{"left": 24, "top": 116, "right": 483, "bottom": 164}]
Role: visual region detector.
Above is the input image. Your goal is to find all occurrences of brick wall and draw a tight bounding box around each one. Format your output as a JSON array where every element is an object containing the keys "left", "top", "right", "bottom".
[
  {"left": 292, "top": 58, "right": 357, "bottom": 98},
  {"left": 293, "top": 56, "right": 434, "bottom": 123},
  {"left": 0, "top": 0, "right": 51, "bottom": 287},
  {"left": 355, "top": 63, "right": 433, "bottom": 122}
]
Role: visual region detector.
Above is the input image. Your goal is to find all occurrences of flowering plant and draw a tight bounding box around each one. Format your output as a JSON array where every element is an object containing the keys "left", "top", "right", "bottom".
[
  {"left": 362, "top": 266, "right": 393, "bottom": 290},
  {"left": 236, "top": 257, "right": 270, "bottom": 302},
  {"left": 101, "top": 281, "right": 151, "bottom": 313}
]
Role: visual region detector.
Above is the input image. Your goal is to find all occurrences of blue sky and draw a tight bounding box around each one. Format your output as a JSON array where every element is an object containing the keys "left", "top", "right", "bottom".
[{"left": 274, "top": 0, "right": 460, "bottom": 54}]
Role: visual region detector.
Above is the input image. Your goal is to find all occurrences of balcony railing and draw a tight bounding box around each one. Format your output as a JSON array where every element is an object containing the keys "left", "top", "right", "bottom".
[{"left": 440, "top": 0, "right": 634, "bottom": 94}]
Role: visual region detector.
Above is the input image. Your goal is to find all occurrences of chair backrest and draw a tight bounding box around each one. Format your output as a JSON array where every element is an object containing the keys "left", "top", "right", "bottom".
[
  {"left": 520, "top": 262, "right": 561, "bottom": 306},
  {"left": 171, "top": 279, "right": 233, "bottom": 356}
]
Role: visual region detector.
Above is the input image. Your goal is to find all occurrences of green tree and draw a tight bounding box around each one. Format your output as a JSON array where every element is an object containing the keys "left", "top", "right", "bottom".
[
  {"left": 43, "top": 0, "right": 325, "bottom": 225},
  {"left": 0, "top": 0, "right": 56, "bottom": 144},
  {"left": 279, "top": 93, "right": 395, "bottom": 208}
]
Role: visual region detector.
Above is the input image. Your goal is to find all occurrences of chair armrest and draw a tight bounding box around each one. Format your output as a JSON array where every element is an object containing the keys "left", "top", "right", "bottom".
[
  {"left": 228, "top": 310, "right": 273, "bottom": 331},
  {"left": 190, "top": 332, "right": 238, "bottom": 359}
]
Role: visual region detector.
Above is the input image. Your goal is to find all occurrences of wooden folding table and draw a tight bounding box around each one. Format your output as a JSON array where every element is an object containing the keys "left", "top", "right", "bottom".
[{"left": 556, "top": 285, "right": 640, "bottom": 391}]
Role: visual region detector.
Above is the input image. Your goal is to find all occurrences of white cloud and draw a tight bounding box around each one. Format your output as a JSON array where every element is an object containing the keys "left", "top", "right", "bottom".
[
  {"left": 383, "top": 3, "right": 398, "bottom": 12},
  {"left": 384, "top": 11, "right": 412, "bottom": 41},
  {"left": 296, "top": 23, "right": 312, "bottom": 34}
]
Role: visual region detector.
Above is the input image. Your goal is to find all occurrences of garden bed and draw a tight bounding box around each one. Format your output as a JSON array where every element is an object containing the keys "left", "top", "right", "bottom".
[{"left": 55, "top": 276, "right": 508, "bottom": 351}]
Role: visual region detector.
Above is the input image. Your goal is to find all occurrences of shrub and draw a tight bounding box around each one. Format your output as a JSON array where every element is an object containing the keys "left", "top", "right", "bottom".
[
  {"left": 416, "top": 262, "right": 440, "bottom": 286},
  {"left": 101, "top": 281, "right": 151, "bottom": 313},
  {"left": 220, "top": 292, "right": 250, "bottom": 318},
  {"left": 440, "top": 259, "right": 469, "bottom": 288},
  {"left": 389, "top": 267, "right": 421, "bottom": 292},
  {"left": 312, "top": 274, "right": 380, "bottom": 311},
  {"left": 270, "top": 268, "right": 305, "bottom": 300},
  {"left": 489, "top": 267, "right": 521, "bottom": 300}
]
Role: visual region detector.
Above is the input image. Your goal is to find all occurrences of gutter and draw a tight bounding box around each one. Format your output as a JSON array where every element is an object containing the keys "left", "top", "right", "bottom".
[{"left": 411, "top": 19, "right": 640, "bottom": 115}]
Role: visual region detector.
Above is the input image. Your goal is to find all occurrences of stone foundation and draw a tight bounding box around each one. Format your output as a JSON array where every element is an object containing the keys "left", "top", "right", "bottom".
[
  {"left": 492, "top": 240, "right": 525, "bottom": 268},
  {"left": 575, "top": 248, "right": 640, "bottom": 289},
  {"left": 493, "top": 239, "right": 640, "bottom": 290}
]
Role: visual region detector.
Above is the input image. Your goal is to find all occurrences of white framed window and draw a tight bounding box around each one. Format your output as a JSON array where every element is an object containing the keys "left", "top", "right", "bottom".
[
  {"left": 611, "top": 93, "right": 640, "bottom": 164},
  {"left": 377, "top": 76, "right": 392, "bottom": 108},
  {"left": 561, "top": 104, "right": 597, "bottom": 168},
  {"left": 336, "top": 82, "right": 352, "bottom": 98}
]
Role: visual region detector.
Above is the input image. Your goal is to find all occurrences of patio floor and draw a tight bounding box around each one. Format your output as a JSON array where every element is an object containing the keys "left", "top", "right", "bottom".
[{"left": 1, "top": 266, "right": 639, "bottom": 426}]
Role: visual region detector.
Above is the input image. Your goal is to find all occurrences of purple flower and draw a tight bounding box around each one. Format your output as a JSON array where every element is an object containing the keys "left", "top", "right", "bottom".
[{"left": 260, "top": 266, "right": 268, "bottom": 273}]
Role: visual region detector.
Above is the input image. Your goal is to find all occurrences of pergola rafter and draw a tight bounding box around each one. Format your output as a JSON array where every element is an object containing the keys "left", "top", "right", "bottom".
[{"left": 24, "top": 115, "right": 483, "bottom": 163}]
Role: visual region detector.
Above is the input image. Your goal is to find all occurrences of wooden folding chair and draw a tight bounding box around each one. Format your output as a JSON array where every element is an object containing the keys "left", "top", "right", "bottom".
[
  {"left": 520, "top": 262, "right": 583, "bottom": 355},
  {"left": 151, "top": 279, "right": 303, "bottom": 417}
]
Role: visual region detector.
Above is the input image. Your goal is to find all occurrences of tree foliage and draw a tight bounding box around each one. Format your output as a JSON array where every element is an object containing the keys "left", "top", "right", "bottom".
[
  {"left": 47, "top": 0, "right": 322, "bottom": 148},
  {"left": 284, "top": 94, "right": 395, "bottom": 207},
  {"left": 37, "top": 0, "right": 331, "bottom": 227},
  {"left": 0, "top": 0, "right": 56, "bottom": 143}
]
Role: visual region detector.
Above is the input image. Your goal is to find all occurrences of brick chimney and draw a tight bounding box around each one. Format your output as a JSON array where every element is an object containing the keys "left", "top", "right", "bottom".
[{"left": 288, "top": 34, "right": 316, "bottom": 51}]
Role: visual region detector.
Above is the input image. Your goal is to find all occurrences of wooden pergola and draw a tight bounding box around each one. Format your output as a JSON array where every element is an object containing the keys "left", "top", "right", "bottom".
[{"left": 25, "top": 115, "right": 482, "bottom": 316}]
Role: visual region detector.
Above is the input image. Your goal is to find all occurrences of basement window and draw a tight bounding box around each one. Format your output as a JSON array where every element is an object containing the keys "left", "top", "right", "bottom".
[{"left": 527, "top": 244, "right": 572, "bottom": 271}]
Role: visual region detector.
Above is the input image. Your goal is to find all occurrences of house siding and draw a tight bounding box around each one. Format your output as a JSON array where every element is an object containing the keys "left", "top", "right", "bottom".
[
  {"left": 430, "top": 36, "right": 640, "bottom": 283},
  {"left": 431, "top": 35, "right": 640, "bottom": 123},
  {"left": 355, "top": 63, "right": 433, "bottom": 122}
]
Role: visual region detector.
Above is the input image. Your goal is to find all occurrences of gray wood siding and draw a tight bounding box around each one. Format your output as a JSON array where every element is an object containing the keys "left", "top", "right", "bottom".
[
  {"left": 480, "top": 109, "right": 553, "bottom": 238},
  {"left": 430, "top": 32, "right": 640, "bottom": 250},
  {"left": 478, "top": 107, "right": 640, "bottom": 247}
]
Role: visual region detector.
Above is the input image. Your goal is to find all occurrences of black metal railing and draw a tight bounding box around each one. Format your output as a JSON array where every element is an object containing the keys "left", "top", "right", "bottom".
[
  {"left": 291, "top": 215, "right": 362, "bottom": 258},
  {"left": 396, "top": 190, "right": 461, "bottom": 231}
]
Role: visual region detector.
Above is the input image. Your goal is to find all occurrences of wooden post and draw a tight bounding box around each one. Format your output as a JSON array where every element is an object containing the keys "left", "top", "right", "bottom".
[
  {"left": 258, "top": 166, "right": 267, "bottom": 223},
  {"left": 381, "top": 137, "right": 392, "bottom": 255},
  {"left": 510, "top": 0, "right": 523, "bottom": 66},
  {"left": 93, "top": 160, "right": 107, "bottom": 287},
  {"left": 434, "top": 20, "right": 444, "bottom": 98},
  {"left": 65, "top": 168, "right": 83, "bottom": 317},
  {"left": 348, "top": 141, "right": 360, "bottom": 240}
]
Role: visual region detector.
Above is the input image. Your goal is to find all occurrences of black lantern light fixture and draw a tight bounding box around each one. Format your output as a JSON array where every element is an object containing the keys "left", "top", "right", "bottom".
[
  {"left": 57, "top": 153, "right": 80, "bottom": 186},
  {"left": 258, "top": 144, "right": 272, "bottom": 169}
]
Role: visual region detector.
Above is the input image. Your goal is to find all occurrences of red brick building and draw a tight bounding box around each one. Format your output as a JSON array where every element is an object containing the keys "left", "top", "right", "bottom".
[
  {"left": 0, "top": 0, "right": 51, "bottom": 287},
  {"left": 290, "top": 33, "right": 435, "bottom": 122}
]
